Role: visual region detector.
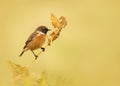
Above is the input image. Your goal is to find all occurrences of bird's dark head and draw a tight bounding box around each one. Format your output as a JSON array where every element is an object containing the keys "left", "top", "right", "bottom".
[{"left": 36, "top": 26, "right": 50, "bottom": 34}]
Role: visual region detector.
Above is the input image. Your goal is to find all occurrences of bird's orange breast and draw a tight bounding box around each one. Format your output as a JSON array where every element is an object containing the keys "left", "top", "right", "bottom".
[{"left": 26, "top": 33, "right": 46, "bottom": 50}]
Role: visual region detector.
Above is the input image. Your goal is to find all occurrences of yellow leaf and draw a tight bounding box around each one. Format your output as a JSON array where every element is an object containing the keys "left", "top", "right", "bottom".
[{"left": 51, "top": 13, "right": 60, "bottom": 28}]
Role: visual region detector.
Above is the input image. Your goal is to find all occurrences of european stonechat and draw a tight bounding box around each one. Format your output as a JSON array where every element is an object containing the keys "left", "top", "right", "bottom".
[{"left": 19, "top": 26, "right": 50, "bottom": 59}]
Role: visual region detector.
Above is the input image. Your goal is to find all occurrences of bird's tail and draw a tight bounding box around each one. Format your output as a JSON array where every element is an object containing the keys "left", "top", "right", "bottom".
[{"left": 19, "top": 51, "right": 25, "bottom": 57}]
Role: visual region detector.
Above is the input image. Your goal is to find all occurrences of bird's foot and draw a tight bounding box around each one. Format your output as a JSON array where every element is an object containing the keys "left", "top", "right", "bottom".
[
  {"left": 41, "top": 47, "right": 45, "bottom": 52},
  {"left": 35, "top": 55, "right": 38, "bottom": 60}
]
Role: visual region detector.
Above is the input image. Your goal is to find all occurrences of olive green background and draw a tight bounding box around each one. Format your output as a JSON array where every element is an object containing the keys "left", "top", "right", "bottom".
[{"left": 0, "top": 0, "right": 120, "bottom": 86}]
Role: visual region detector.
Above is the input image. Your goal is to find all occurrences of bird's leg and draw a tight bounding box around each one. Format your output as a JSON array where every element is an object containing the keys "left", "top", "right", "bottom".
[
  {"left": 41, "top": 47, "right": 45, "bottom": 52},
  {"left": 31, "top": 50, "right": 38, "bottom": 60}
]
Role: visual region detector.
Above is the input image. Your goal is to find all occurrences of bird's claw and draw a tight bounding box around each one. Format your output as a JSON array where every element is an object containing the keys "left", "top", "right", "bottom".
[{"left": 41, "top": 47, "right": 45, "bottom": 52}]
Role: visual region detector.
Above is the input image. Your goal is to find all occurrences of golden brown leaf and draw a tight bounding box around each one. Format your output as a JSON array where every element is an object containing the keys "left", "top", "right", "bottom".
[
  {"left": 47, "top": 14, "right": 67, "bottom": 46},
  {"left": 59, "top": 16, "right": 67, "bottom": 28}
]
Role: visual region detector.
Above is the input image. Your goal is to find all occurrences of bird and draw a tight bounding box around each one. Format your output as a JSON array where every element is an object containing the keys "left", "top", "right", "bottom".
[{"left": 19, "top": 26, "right": 50, "bottom": 59}]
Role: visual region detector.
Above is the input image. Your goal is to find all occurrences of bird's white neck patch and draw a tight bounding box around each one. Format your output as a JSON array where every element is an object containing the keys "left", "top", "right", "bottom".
[
  {"left": 40, "top": 31, "right": 45, "bottom": 35},
  {"left": 36, "top": 31, "right": 45, "bottom": 35}
]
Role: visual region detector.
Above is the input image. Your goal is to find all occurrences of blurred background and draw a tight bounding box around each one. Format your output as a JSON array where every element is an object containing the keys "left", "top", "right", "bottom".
[{"left": 0, "top": 0, "right": 120, "bottom": 86}]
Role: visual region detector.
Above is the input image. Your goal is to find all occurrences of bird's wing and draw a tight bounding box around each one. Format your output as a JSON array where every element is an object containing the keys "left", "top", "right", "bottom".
[{"left": 23, "top": 31, "right": 38, "bottom": 49}]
